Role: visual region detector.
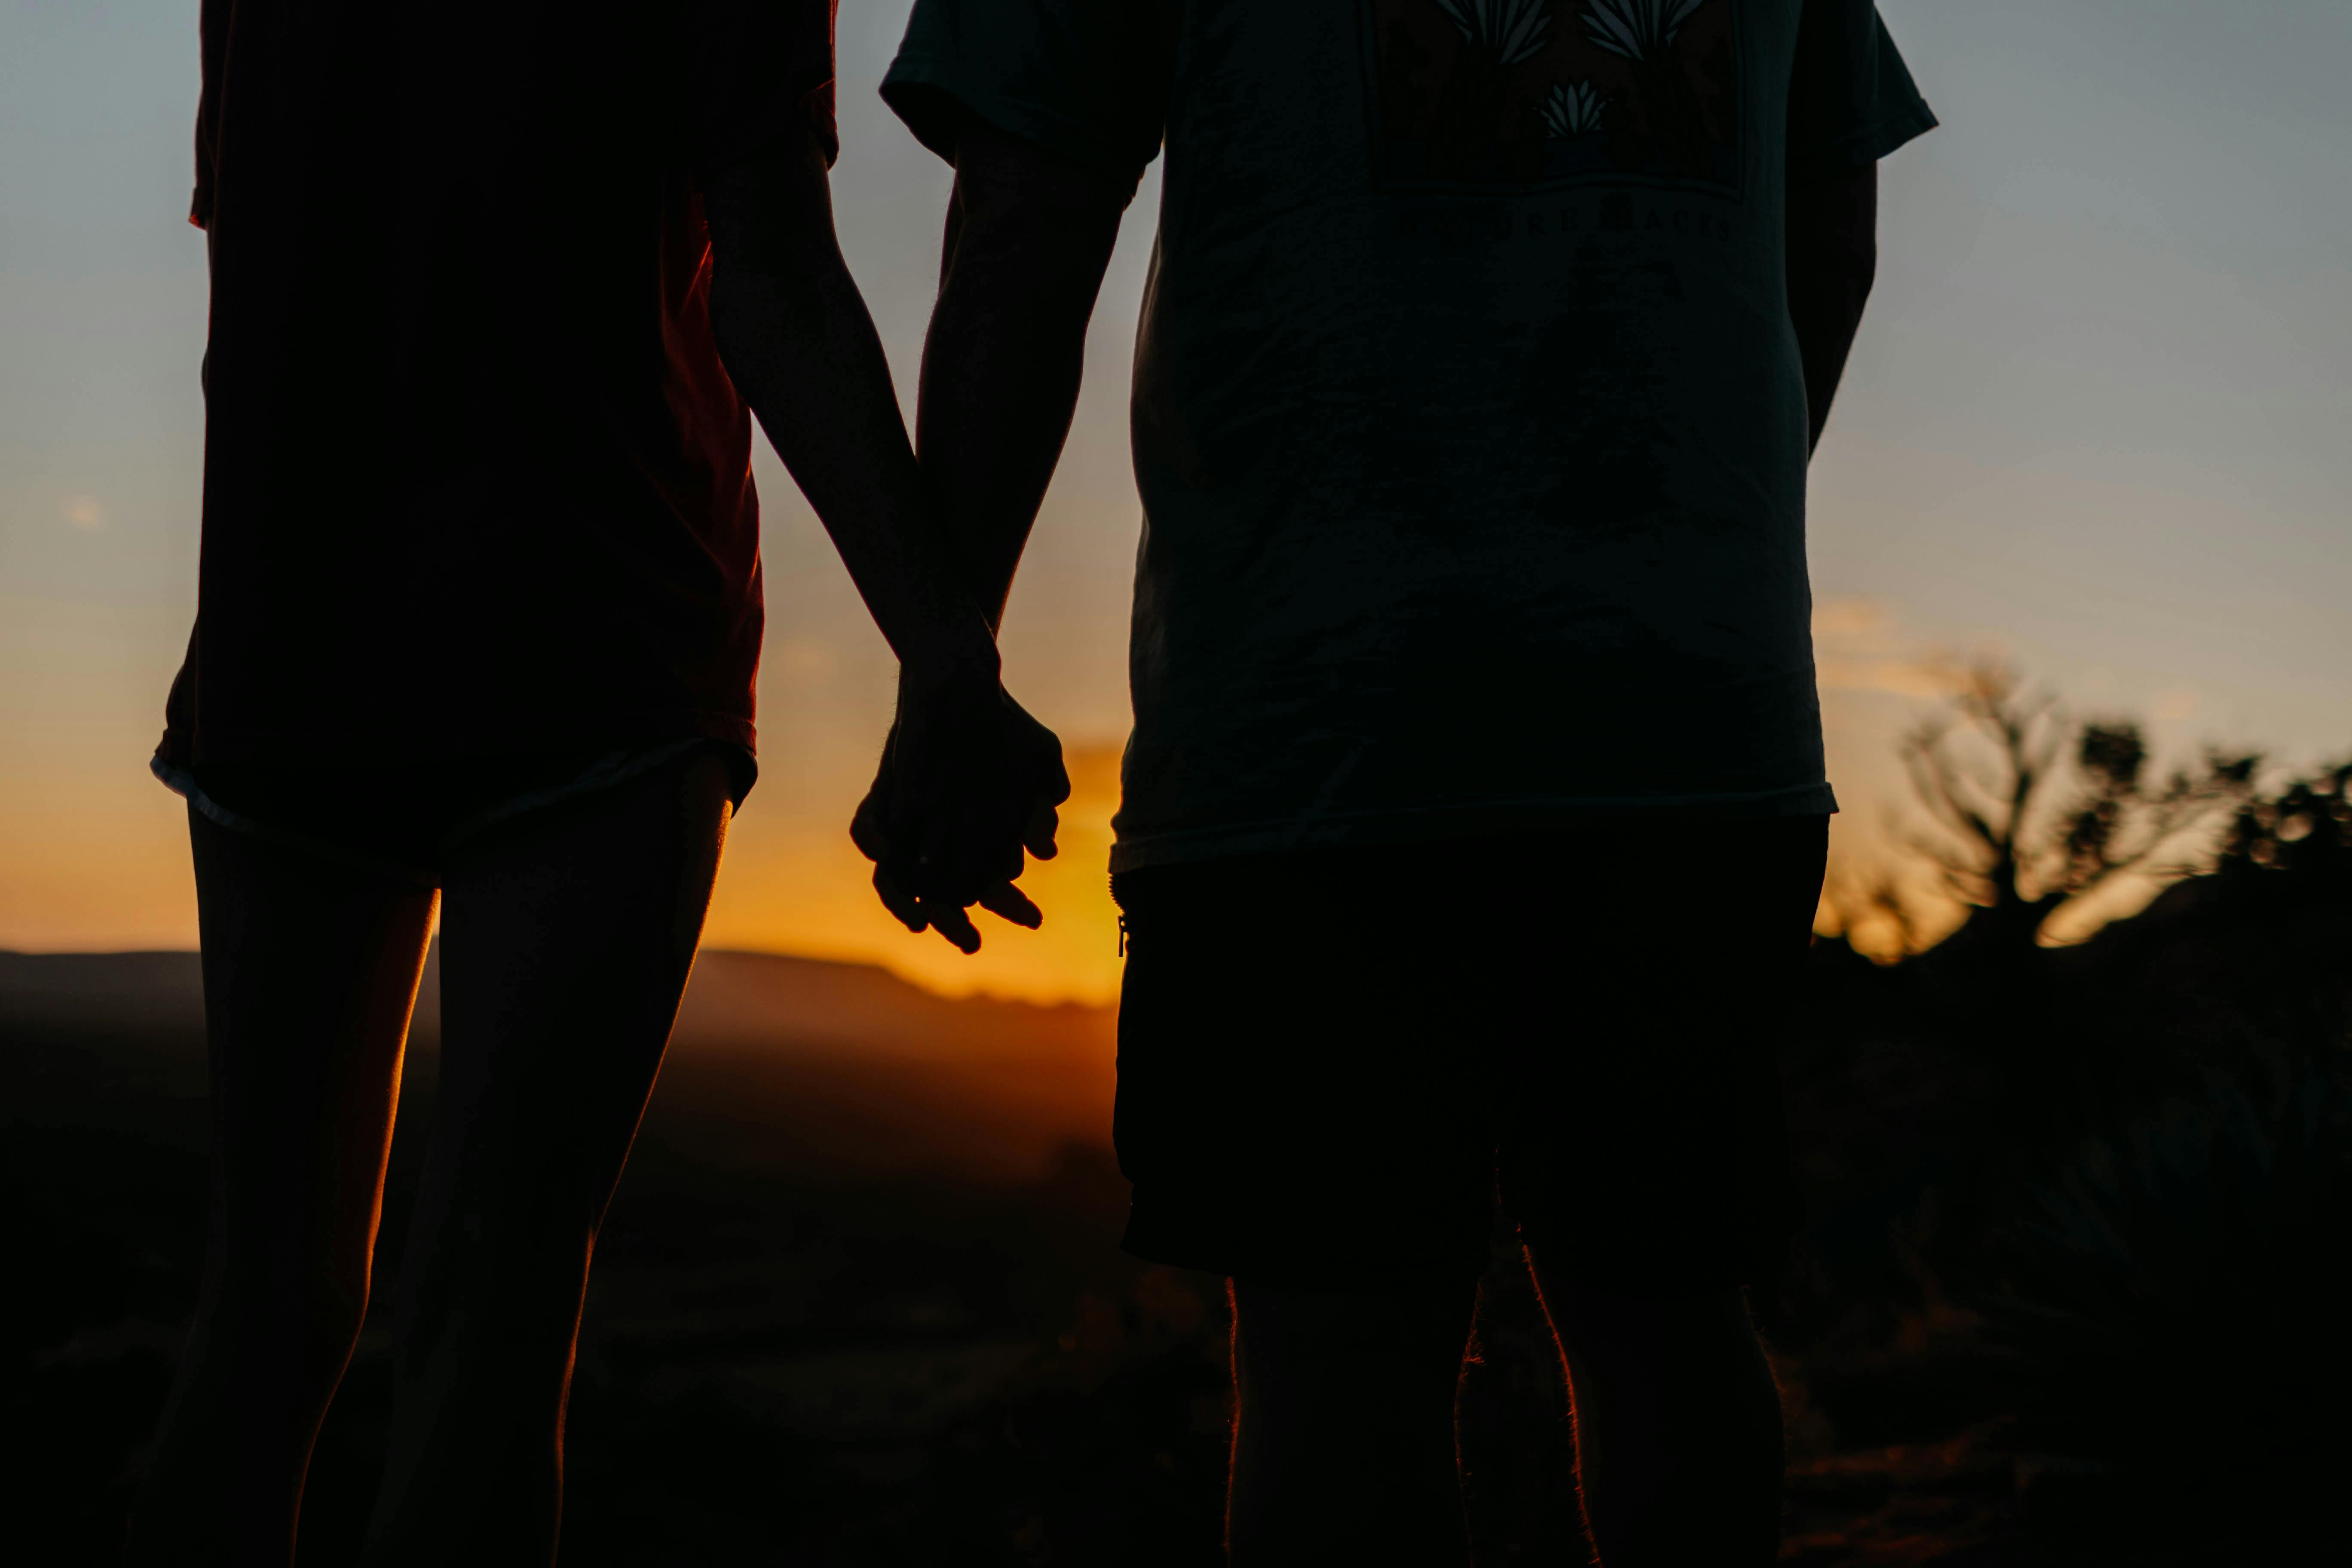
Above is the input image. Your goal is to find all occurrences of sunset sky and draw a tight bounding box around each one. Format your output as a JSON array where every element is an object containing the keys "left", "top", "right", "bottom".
[{"left": 3, "top": 0, "right": 2347, "bottom": 1004}]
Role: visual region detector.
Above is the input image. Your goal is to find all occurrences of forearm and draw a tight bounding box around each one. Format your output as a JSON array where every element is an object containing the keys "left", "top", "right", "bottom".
[
  {"left": 705, "top": 144, "right": 997, "bottom": 679},
  {"left": 1785, "top": 160, "right": 1878, "bottom": 455},
  {"left": 916, "top": 125, "right": 1133, "bottom": 630}
]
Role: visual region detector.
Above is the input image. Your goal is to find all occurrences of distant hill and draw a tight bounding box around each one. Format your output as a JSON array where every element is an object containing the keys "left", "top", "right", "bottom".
[
  {"left": 0, "top": 950, "right": 208, "bottom": 1034},
  {"left": 650, "top": 949, "right": 1117, "bottom": 1181},
  {"left": 0, "top": 948, "right": 1118, "bottom": 1182}
]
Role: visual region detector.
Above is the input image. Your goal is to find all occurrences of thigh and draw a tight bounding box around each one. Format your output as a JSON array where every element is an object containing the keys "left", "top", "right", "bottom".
[
  {"left": 1501, "top": 816, "right": 1827, "bottom": 1288},
  {"left": 1112, "top": 847, "right": 1499, "bottom": 1286},
  {"left": 423, "top": 748, "right": 733, "bottom": 1256},
  {"left": 188, "top": 807, "right": 438, "bottom": 1297}
]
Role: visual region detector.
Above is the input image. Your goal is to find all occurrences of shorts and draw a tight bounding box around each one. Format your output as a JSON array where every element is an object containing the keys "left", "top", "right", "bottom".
[{"left": 1109, "top": 815, "right": 1827, "bottom": 1289}]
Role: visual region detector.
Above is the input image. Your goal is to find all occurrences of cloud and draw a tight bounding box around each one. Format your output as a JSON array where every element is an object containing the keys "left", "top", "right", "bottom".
[
  {"left": 1811, "top": 596, "right": 1893, "bottom": 640},
  {"left": 1812, "top": 597, "right": 1975, "bottom": 699}
]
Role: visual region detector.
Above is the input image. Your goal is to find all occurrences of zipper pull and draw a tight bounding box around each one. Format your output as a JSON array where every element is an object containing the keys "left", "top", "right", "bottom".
[{"left": 1117, "top": 913, "right": 1130, "bottom": 958}]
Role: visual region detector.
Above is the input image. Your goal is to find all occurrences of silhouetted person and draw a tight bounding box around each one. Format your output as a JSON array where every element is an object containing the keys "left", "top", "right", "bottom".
[
  {"left": 127, "top": 2, "right": 1064, "bottom": 1562},
  {"left": 866, "top": 1, "right": 1932, "bottom": 1561}
]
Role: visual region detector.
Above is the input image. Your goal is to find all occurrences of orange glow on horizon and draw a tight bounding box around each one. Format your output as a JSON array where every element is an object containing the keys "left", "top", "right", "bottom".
[{"left": 698, "top": 742, "right": 1130, "bottom": 1008}]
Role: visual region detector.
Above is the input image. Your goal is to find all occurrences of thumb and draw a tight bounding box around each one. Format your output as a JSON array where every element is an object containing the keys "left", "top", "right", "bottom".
[
  {"left": 850, "top": 786, "right": 892, "bottom": 864},
  {"left": 1023, "top": 798, "right": 1061, "bottom": 862}
]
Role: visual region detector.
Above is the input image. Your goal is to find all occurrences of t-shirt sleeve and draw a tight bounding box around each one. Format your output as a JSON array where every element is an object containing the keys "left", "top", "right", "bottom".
[
  {"left": 1786, "top": 1, "right": 1937, "bottom": 177},
  {"left": 680, "top": 0, "right": 842, "bottom": 177},
  {"left": 880, "top": 0, "right": 1173, "bottom": 181}
]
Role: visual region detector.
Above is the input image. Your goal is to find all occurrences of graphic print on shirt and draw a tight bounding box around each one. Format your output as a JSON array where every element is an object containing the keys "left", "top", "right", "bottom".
[{"left": 1360, "top": 0, "right": 1743, "bottom": 198}]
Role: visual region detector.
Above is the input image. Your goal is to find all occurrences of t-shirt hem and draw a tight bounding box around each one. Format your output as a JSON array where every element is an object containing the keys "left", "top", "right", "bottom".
[
  {"left": 152, "top": 736, "right": 757, "bottom": 883},
  {"left": 154, "top": 710, "right": 757, "bottom": 775},
  {"left": 880, "top": 55, "right": 1155, "bottom": 181},
  {"left": 1107, "top": 783, "right": 1839, "bottom": 873}
]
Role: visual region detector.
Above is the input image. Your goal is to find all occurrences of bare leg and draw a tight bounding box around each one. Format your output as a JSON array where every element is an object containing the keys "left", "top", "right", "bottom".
[
  {"left": 360, "top": 753, "right": 731, "bottom": 1565},
  {"left": 1225, "top": 1277, "right": 1481, "bottom": 1568},
  {"left": 126, "top": 811, "right": 438, "bottom": 1567},
  {"left": 1525, "top": 1259, "right": 1784, "bottom": 1568}
]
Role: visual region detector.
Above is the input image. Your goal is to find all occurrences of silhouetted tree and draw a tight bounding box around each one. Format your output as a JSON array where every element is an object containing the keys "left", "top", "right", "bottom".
[
  {"left": 1901, "top": 664, "right": 2260, "bottom": 957},
  {"left": 2217, "top": 758, "right": 2352, "bottom": 884}
]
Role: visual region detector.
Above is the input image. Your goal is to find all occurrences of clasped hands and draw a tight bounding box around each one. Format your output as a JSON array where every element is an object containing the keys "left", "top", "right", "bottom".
[{"left": 849, "top": 655, "right": 1072, "bottom": 953}]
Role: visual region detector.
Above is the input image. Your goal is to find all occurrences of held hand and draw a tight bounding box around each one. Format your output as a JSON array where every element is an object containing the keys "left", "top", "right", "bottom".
[{"left": 850, "top": 663, "right": 1069, "bottom": 953}]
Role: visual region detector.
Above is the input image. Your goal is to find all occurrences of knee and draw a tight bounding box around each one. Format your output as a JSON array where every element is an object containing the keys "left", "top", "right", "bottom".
[
  {"left": 285, "top": 1280, "right": 372, "bottom": 1382},
  {"left": 206, "top": 1255, "right": 373, "bottom": 1385},
  {"left": 304, "top": 1271, "right": 374, "bottom": 1360},
  {"left": 1225, "top": 1278, "right": 1479, "bottom": 1568},
  {"left": 1536, "top": 1277, "right": 1782, "bottom": 1453},
  {"left": 1541, "top": 1279, "right": 1778, "bottom": 1416},
  {"left": 1541, "top": 1280, "right": 1756, "bottom": 1362}
]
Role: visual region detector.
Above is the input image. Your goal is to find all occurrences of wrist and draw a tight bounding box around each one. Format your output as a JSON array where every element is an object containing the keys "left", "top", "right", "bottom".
[{"left": 900, "top": 626, "right": 1000, "bottom": 699}]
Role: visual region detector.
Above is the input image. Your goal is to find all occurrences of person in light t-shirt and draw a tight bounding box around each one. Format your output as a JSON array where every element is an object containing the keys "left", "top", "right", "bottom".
[{"left": 864, "top": 0, "right": 1934, "bottom": 1559}]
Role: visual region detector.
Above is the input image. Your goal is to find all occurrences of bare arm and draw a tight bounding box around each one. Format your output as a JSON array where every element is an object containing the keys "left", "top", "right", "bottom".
[
  {"left": 846, "top": 121, "right": 1137, "bottom": 948},
  {"left": 1785, "top": 160, "right": 1878, "bottom": 455},
  {"left": 703, "top": 119, "right": 1069, "bottom": 951},
  {"left": 702, "top": 121, "right": 999, "bottom": 681},
  {"left": 914, "top": 120, "right": 1136, "bottom": 630}
]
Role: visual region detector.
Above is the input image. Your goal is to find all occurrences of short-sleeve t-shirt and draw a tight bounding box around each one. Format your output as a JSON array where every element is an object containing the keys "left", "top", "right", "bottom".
[
  {"left": 159, "top": 0, "right": 838, "bottom": 782},
  {"left": 884, "top": 0, "right": 1933, "bottom": 871}
]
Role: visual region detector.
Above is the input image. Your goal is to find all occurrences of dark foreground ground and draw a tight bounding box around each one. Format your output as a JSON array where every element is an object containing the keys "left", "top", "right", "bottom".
[
  {"left": 9, "top": 951, "right": 1575, "bottom": 1567},
  {"left": 3, "top": 940, "right": 2336, "bottom": 1565}
]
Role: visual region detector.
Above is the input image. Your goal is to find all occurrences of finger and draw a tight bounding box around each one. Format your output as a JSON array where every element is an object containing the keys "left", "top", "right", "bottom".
[
  {"left": 981, "top": 830, "right": 1026, "bottom": 891},
  {"left": 1023, "top": 798, "right": 1061, "bottom": 861},
  {"left": 926, "top": 900, "right": 983, "bottom": 954},
  {"left": 947, "top": 784, "right": 1018, "bottom": 905},
  {"left": 855, "top": 722, "right": 903, "bottom": 843},
  {"left": 976, "top": 880, "right": 1044, "bottom": 930},
  {"left": 873, "top": 863, "right": 927, "bottom": 933},
  {"left": 850, "top": 789, "right": 891, "bottom": 864},
  {"left": 917, "top": 796, "right": 960, "bottom": 905}
]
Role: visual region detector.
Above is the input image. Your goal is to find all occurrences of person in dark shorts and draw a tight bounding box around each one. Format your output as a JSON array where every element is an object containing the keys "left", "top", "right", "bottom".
[
  {"left": 129, "top": 1, "right": 1066, "bottom": 1562},
  {"left": 866, "top": 1, "right": 1933, "bottom": 1561}
]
